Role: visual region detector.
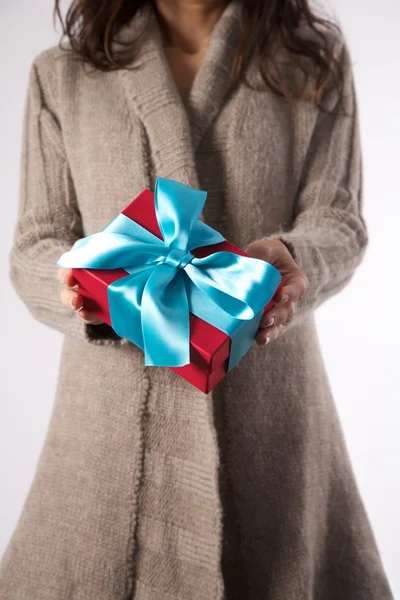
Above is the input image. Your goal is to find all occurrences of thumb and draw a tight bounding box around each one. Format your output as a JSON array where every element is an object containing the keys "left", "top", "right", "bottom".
[{"left": 246, "top": 239, "right": 296, "bottom": 273}]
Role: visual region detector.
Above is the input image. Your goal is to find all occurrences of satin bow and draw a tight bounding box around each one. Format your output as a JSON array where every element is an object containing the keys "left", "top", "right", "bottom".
[{"left": 57, "top": 177, "right": 281, "bottom": 368}]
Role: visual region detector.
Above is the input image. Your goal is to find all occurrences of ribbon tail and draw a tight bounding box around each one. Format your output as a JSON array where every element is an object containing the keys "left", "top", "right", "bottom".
[
  {"left": 107, "top": 266, "right": 155, "bottom": 349},
  {"left": 141, "top": 266, "right": 191, "bottom": 367}
]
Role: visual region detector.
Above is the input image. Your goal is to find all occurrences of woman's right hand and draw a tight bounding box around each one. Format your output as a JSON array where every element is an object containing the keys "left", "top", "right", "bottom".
[{"left": 57, "top": 268, "right": 103, "bottom": 325}]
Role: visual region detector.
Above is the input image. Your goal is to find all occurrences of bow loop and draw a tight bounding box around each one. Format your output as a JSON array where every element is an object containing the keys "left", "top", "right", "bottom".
[{"left": 154, "top": 178, "right": 207, "bottom": 250}]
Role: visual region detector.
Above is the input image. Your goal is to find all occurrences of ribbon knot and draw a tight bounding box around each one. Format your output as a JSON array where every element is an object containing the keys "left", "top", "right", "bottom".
[{"left": 164, "top": 248, "right": 195, "bottom": 269}]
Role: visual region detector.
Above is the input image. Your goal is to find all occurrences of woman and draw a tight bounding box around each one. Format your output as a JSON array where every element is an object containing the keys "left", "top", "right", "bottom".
[{"left": 0, "top": 0, "right": 393, "bottom": 598}]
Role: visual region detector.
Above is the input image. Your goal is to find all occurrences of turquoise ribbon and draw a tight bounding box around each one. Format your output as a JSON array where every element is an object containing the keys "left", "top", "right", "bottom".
[{"left": 57, "top": 177, "right": 281, "bottom": 369}]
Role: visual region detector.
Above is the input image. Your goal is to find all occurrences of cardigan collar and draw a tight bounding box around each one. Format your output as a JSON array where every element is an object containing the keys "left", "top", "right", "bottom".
[{"left": 115, "top": 1, "right": 243, "bottom": 185}]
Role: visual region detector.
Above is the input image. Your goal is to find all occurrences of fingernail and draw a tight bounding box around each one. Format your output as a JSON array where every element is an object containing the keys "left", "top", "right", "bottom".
[
  {"left": 267, "top": 316, "right": 275, "bottom": 327},
  {"left": 282, "top": 294, "right": 290, "bottom": 303},
  {"left": 264, "top": 336, "right": 270, "bottom": 345}
]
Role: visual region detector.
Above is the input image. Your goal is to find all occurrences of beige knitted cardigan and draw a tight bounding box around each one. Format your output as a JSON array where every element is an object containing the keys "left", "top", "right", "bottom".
[{"left": 0, "top": 2, "right": 393, "bottom": 599}]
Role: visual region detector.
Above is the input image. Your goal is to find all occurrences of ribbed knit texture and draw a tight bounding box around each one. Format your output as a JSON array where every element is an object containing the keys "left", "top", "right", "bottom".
[{"left": 0, "top": 2, "right": 393, "bottom": 599}]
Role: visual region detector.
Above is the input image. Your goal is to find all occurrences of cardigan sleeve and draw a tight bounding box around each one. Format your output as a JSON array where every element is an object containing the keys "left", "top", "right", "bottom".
[
  {"left": 270, "top": 42, "right": 368, "bottom": 327},
  {"left": 9, "top": 57, "right": 124, "bottom": 346}
]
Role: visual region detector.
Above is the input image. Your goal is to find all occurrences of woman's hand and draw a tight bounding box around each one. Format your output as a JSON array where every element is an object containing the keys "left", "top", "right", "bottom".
[
  {"left": 245, "top": 238, "right": 309, "bottom": 345},
  {"left": 57, "top": 268, "right": 103, "bottom": 325}
]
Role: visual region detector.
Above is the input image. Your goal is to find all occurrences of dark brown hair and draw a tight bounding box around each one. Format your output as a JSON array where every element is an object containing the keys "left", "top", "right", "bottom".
[{"left": 54, "top": 0, "right": 344, "bottom": 110}]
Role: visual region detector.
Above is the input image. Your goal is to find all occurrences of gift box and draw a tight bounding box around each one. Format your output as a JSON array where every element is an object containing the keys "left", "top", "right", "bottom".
[{"left": 58, "top": 178, "right": 282, "bottom": 393}]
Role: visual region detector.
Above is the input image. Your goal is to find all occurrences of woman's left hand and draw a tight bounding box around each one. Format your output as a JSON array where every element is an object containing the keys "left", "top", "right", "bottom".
[{"left": 245, "top": 238, "right": 309, "bottom": 346}]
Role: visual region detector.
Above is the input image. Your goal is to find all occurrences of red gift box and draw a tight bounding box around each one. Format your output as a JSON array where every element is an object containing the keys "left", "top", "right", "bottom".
[{"left": 73, "top": 189, "right": 279, "bottom": 393}]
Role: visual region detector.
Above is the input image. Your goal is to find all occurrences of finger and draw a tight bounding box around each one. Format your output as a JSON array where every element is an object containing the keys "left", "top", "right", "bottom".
[
  {"left": 60, "top": 288, "right": 83, "bottom": 310},
  {"left": 76, "top": 308, "right": 103, "bottom": 325},
  {"left": 260, "top": 301, "right": 297, "bottom": 328},
  {"left": 256, "top": 323, "right": 284, "bottom": 346},
  {"left": 274, "top": 271, "right": 309, "bottom": 304},
  {"left": 57, "top": 268, "right": 78, "bottom": 289},
  {"left": 260, "top": 311, "right": 277, "bottom": 328},
  {"left": 57, "top": 268, "right": 69, "bottom": 284}
]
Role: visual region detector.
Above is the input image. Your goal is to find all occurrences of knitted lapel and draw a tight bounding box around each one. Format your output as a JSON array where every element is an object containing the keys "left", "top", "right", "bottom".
[{"left": 116, "top": 0, "right": 243, "bottom": 186}]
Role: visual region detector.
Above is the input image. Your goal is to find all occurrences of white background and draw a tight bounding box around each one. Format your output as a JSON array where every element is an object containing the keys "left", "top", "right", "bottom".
[{"left": 0, "top": 0, "right": 399, "bottom": 596}]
